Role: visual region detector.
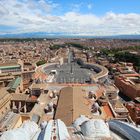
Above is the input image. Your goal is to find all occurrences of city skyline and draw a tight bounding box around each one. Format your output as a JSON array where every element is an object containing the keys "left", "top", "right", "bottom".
[{"left": 0, "top": 0, "right": 140, "bottom": 36}]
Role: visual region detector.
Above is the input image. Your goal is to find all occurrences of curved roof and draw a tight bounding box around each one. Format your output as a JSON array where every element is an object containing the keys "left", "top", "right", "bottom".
[
  {"left": 80, "top": 119, "right": 111, "bottom": 138},
  {"left": 38, "top": 119, "right": 70, "bottom": 140},
  {"left": 108, "top": 120, "right": 140, "bottom": 140},
  {"left": 7, "top": 77, "right": 21, "bottom": 92},
  {"left": 1, "top": 120, "right": 38, "bottom": 140},
  {"left": 73, "top": 115, "right": 89, "bottom": 130}
]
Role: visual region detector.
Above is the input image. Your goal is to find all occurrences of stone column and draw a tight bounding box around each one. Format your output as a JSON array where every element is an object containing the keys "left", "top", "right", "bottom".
[
  {"left": 12, "top": 101, "right": 16, "bottom": 110},
  {"left": 18, "top": 102, "right": 21, "bottom": 113},
  {"left": 24, "top": 103, "right": 27, "bottom": 113}
]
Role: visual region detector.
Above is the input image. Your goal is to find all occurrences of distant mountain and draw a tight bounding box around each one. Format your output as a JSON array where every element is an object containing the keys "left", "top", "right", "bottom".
[
  {"left": 0, "top": 32, "right": 63, "bottom": 38},
  {"left": 105, "top": 35, "right": 140, "bottom": 39},
  {"left": 0, "top": 32, "right": 140, "bottom": 39}
]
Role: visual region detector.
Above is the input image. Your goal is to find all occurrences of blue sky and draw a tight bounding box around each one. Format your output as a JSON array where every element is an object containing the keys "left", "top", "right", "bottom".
[
  {"left": 51, "top": 0, "right": 140, "bottom": 15},
  {"left": 0, "top": 0, "right": 140, "bottom": 36}
]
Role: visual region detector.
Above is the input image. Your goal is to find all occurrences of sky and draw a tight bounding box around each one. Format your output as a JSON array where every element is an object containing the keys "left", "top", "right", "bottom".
[{"left": 0, "top": 0, "right": 140, "bottom": 36}]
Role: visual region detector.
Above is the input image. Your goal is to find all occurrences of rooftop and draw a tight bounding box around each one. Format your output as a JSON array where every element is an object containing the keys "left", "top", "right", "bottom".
[
  {"left": 117, "top": 74, "right": 140, "bottom": 89},
  {"left": 11, "top": 94, "right": 28, "bottom": 101},
  {"left": 7, "top": 77, "right": 22, "bottom": 92},
  {"left": 0, "top": 88, "right": 9, "bottom": 100},
  {"left": 0, "top": 61, "right": 20, "bottom": 69},
  {"left": 54, "top": 87, "right": 91, "bottom": 126},
  {"left": 0, "top": 112, "right": 20, "bottom": 131}
]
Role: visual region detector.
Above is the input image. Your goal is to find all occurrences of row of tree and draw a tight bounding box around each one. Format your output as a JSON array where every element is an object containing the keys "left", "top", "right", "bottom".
[
  {"left": 101, "top": 46, "right": 140, "bottom": 72},
  {"left": 36, "top": 60, "right": 46, "bottom": 66},
  {"left": 49, "top": 43, "right": 89, "bottom": 50}
]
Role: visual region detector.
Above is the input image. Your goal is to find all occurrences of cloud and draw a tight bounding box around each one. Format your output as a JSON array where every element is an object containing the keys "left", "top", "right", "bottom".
[
  {"left": 0, "top": 0, "right": 140, "bottom": 36},
  {"left": 0, "top": 3, "right": 9, "bottom": 16},
  {"left": 14, "top": 3, "right": 23, "bottom": 8},
  {"left": 38, "top": 0, "right": 59, "bottom": 13}
]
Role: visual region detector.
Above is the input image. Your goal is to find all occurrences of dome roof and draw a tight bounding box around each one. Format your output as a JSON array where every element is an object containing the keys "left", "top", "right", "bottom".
[
  {"left": 41, "top": 119, "right": 70, "bottom": 140},
  {"left": 73, "top": 115, "right": 89, "bottom": 130},
  {"left": 81, "top": 119, "right": 110, "bottom": 138},
  {"left": 1, "top": 120, "right": 39, "bottom": 140}
]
